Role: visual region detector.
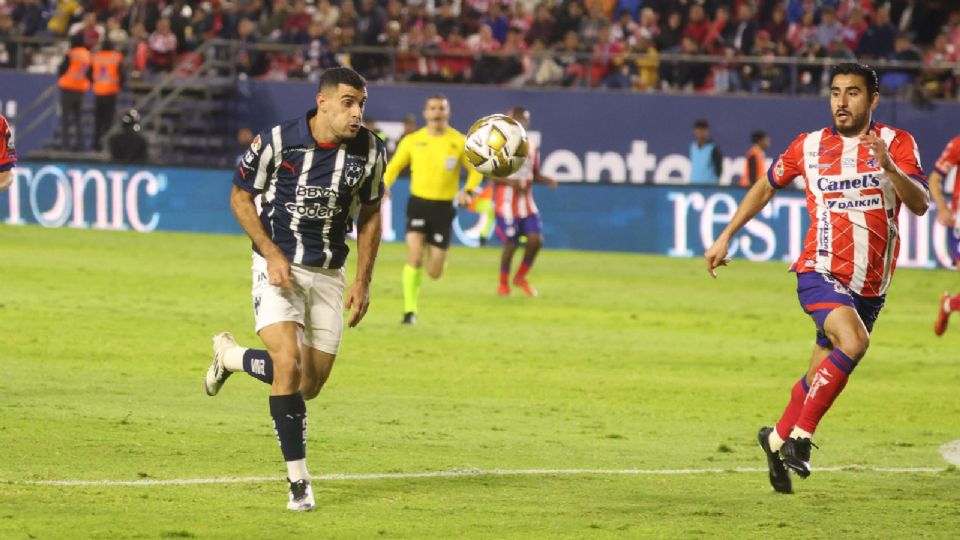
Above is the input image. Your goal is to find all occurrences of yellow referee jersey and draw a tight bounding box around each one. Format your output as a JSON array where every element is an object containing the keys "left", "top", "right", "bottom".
[{"left": 384, "top": 127, "right": 483, "bottom": 201}]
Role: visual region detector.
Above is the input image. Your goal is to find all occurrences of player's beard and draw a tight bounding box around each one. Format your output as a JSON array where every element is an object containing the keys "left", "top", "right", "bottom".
[{"left": 833, "top": 109, "right": 870, "bottom": 137}]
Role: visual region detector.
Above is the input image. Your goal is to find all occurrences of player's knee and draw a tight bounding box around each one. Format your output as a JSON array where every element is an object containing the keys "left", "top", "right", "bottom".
[
  {"left": 427, "top": 265, "right": 443, "bottom": 279},
  {"left": 271, "top": 354, "right": 302, "bottom": 385},
  {"left": 838, "top": 332, "right": 869, "bottom": 361}
]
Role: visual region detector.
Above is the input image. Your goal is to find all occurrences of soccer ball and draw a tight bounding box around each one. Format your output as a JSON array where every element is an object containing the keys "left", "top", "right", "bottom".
[{"left": 464, "top": 114, "right": 528, "bottom": 178}]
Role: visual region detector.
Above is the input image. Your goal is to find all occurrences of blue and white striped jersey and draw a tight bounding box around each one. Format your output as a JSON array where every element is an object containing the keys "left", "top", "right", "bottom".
[{"left": 234, "top": 109, "right": 386, "bottom": 269}]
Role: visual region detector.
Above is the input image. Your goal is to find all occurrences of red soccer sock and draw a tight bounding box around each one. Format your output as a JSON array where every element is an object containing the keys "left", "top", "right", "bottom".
[
  {"left": 950, "top": 295, "right": 960, "bottom": 311},
  {"left": 774, "top": 376, "right": 809, "bottom": 440},
  {"left": 794, "top": 348, "right": 857, "bottom": 435},
  {"left": 515, "top": 261, "right": 532, "bottom": 280},
  {"left": 500, "top": 264, "right": 510, "bottom": 286}
]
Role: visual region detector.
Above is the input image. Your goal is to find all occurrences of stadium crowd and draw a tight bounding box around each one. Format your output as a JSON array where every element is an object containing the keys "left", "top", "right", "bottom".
[{"left": 0, "top": 0, "right": 958, "bottom": 96}]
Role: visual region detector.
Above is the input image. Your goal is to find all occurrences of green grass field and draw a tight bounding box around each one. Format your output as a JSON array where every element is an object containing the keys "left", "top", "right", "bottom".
[{"left": 1, "top": 224, "right": 959, "bottom": 539}]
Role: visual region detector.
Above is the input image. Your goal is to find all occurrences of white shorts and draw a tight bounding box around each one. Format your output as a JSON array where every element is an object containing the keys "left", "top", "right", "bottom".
[{"left": 251, "top": 253, "right": 345, "bottom": 354}]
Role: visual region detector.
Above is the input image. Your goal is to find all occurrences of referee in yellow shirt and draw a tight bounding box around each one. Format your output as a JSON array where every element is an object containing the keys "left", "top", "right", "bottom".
[{"left": 384, "top": 94, "right": 483, "bottom": 324}]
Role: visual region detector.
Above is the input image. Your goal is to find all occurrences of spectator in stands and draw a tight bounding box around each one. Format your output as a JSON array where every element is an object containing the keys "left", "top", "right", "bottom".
[
  {"left": 581, "top": 1, "right": 611, "bottom": 47},
  {"left": 484, "top": 2, "right": 510, "bottom": 44},
  {"left": 763, "top": 3, "right": 789, "bottom": 44},
  {"left": 183, "top": 5, "right": 214, "bottom": 50},
  {"left": 260, "top": 0, "right": 290, "bottom": 41},
  {"left": 526, "top": 3, "right": 554, "bottom": 46},
  {"left": 682, "top": 3, "right": 710, "bottom": 48},
  {"left": 47, "top": 0, "right": 80, "bottom": 36},
  {"left": 728, "top": 3, "right": 757, "bottom": 55},
  {"left": 551, "top": 0, "right": 585, "bottom": 45},
  {"left": 69, "top": 11, "right": 104, "bottom": 50},
  {"left": 0, "top": 13, "right": 18, "bottom": 69},
  {"left": 921, "top": 33, "right": 957, "bottom": 100},
  {"left": 105, "top": 16, "right": 130, "bottom": 50},
  {"left": 337, "top": 0, "right": 358, "bottom": 30},
  {"left": 857, "top": 3, "right": 896, "bottom": 60},
  {"left": 147, "top": 17, "right": 177, "bottom": 72},
  {"left": 283, "top": 0, "right": 312, "bottom": 44},
  {"left": 435, "top": 2, "right": 459, "bottom": 39},
  {"left": 109, "top": 109, "right": 147, "bottom": 163},
  {"left": 552, "top": 30, "right": 586, "bottom": 86},
  {"left": 674, "top": 35, "right": 709, "bottom": 91},
  {"left": 815, "top": 6, "right": 843, "bottom": 48},
  {"left": 795, "top": 38, "right": 827, "bottom": 94},
  {"left": 704, "top": 5, "right": 732, "bottom": 52},
  {"left": 296, "top": 20, "right": 340, "bottom": 80},
  {"left": 591, "top": 23, "right": 624, "bottom": 87},
  {"left": 656, "top": 10, "right": 683, "bottom": 52},
  {"left": 840, "top": 9, "right": 868, "bottom": 51},
  {"left": 436, "top": 25, "right": 471, "bottom": 82},
  {"left": 688, "top": 119, "right": 722, "bottom": 185},
  {"left": 57, "top": 33, "right": 90, "bottom": 152},
  {"left": 636, "top": 8, "right": 660, "bottom": 43},
  {"left": 127, "top": 0, "right": 160, "bottom": 34},
  {"left": 627, "top": 30, "right": 659, "bottom": 91},
  {"left": 313, "top": 0, "right": 340, "bottom": 34},
  {"left": 235, "top": 18, "right": 268, "bottom": 77},
  {"left": 12, "top": 0, "right": 43, "bottom": 37},
  {"left": 91, "top": 40, "right": 124, "bottom": 151},
  {"left": 787, "top": 9, "right": 817, "bottom": 52}
]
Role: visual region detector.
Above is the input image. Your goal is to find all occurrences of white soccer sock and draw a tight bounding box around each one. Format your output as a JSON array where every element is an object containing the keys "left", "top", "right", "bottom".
[
  {"left": 789, "top": 427, "right": 813, "bottom": 440},
  {"left": 222, "top": 346, "right": 247, "bottom": 372},
  {"left": 945, "top": 298, "right": 952, "bottom": 313},
  {"left": 768, "top": 430, "right": 785, "bottom": 452},
  {"left": 286, "top": 459, "right": 310, "bottom": 482}
]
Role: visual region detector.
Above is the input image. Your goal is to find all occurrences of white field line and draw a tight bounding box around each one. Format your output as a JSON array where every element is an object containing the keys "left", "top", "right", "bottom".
[{"left": 8, "top": 465, "right": 949, "bottom": 487}]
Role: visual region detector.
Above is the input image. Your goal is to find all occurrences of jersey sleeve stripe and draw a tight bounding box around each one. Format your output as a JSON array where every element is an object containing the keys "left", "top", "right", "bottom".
[
  {"left": 252, "top": 143, "right": 275, "bottom": 191},
  {"left": 766, "top": 160, "right": 784, "bottom": 190}
]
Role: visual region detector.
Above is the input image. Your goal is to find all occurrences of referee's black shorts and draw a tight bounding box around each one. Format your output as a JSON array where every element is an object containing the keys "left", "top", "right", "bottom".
[{"left": 406, "top": 195, "right": 457, "bottom": 249}]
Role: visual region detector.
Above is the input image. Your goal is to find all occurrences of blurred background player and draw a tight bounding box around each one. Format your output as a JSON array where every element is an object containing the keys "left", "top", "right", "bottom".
[
  {"left": 741, "top": 130, "right": 769, "bottom": 187},
  {"left": 705, "top": 63, "right": 928, "bottom": 493},
  {"left": 930, "top": 133, "right": 960, "bottom": 335},
  {"left": 492, "top": 107, "right": 557, "bottom": 296},
  {"left": 688, "top": 119, "right": 723, "bottom": 185},
  {"left": 0, "top": 112, "right": 16, "bottom": 192},
  {"left": 383, "top": 94, "right": 483, "bottom": 325},
  {"left": 203, "top": 67, "right": 385, "bottom": 511}
]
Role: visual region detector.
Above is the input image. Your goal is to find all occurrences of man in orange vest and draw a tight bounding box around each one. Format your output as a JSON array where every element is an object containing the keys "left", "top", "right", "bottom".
[
  {"left": 91, "top": 40, "right": 124, "bottom": 151},
  {"left": 57, "top": 33, "right": 91, "bottom": 151},
  {"left": 740, "top": 130, "right": 770, "bottom": 187}
]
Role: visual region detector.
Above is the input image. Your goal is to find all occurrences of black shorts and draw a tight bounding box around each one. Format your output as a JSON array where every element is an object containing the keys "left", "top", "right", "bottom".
[{"left": 406, "top": 195, "right": 456, "bottom": 249}]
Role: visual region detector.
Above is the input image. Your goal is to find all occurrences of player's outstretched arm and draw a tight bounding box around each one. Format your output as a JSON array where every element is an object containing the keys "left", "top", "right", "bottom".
[
  {"left": 705, "top": 179, "right": 776, "bottom": 278},
  {"left": 229, "top": 185, "right": 292, "bottom": 288},
  {"left": 929, "top": 171, "right": 954, "bottom": 226},
  {"left": 346, "top": 200, "right": 382, "bottom": 328}
]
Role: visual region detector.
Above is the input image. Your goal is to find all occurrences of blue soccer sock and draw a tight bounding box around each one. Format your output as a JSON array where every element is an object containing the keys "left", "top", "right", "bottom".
[
  {"left": 242, "top": 349, "right": 274, "bottom": 384},
  {"left": 270, "top": 393, "right": 309, "bottom": 481}
]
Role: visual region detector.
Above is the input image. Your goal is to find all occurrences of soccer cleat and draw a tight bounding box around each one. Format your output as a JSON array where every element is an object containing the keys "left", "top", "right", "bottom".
[
  {"left": 757, "top": 427, "right": 792, "bottom": 494},
  {"left": 935, "top": 292, "right": 951, "bottom": 336},
  {"left": 779, "top": 437, "right": 816, "bottom": 479},
  {"left": 512, "top": 277, "right": 538, "bottom": 297},
  {"left": 498, "top": 282, "right": 510, "bottom": 296},
  {"left": 401, "top": 312, "right": 417, "bottom": 325},
  {"left": 286, "top": 478, "right": 315, "bottom": 511},
  {"left": 204, "top": 331, "right": 236, "bottom": 396}
]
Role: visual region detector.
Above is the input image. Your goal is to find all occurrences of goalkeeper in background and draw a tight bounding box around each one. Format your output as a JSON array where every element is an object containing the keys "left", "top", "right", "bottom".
[{"left": 384, "top": 94, "right": 483, "bottom": 325}]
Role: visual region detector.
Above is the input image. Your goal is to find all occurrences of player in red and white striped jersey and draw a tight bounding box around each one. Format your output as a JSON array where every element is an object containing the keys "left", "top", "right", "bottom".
[
  {"left": 0, "top": 113, "right": 17, "bottom": 192},
  {"left": 929, "top": 135, "right": 960, "bottom": 334},
  {"left": 705, "top": 63, "right": 929, "bottom": 493},
  {"left": 492, "top": 107, "right": 557, "bottom": 296}
]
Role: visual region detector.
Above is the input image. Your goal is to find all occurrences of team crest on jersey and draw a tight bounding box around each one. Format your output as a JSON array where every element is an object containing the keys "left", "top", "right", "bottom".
[{"left": 343, "top": 159, "right": 365, "bottom": 187}]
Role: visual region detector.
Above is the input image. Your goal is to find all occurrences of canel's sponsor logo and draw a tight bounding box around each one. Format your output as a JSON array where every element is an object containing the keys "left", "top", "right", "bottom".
[
  {"left": 1, "top": 164, "right": 165, "bottom": 232},
  {"left": 816, "top": 174, "right": 881, "bottom": 192}
]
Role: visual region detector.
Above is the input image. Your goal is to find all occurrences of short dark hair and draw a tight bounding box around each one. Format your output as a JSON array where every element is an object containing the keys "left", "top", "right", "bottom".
[
  {"left": 751, "top": 130, "right": 767, "bottom": 144},
  {"left": 694, "top": 119, "right": 709, "bottom": 129},
  {"left": 318, "top": 67, "right": 366, "bottom": 92},
  {"left": 830, "top": 62, "right": 878, "bottom": 96}
]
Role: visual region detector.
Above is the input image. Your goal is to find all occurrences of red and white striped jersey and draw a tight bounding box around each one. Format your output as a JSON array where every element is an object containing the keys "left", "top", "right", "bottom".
[
  {"left": 494, "top": 139, "right": 540, "bottom": 220},
  {"left": 933, "top": 135, "right": 960, "bottom": 210},
  {"left": 768, "top": 121, "right": 927, "bottom": 297}
]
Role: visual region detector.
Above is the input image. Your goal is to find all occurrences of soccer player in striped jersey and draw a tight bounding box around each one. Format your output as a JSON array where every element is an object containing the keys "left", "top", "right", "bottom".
[
  {"left": 203, "top": 67, "right": 386, "bottom": 511},
  {"left": 492, "top": 107, "right": 557, "bottom": 296},
  {"left": 929, "top": 135, "right": 960, "bottom": 335},
  {"left": 0, "top": 113, "right": 16, "bottom": 192},
  {"left": 384, "top": 95, "right": 483, "bottom": 324},
  {"left": 705, "top": 63, "right": 929, "bottom": 493}
]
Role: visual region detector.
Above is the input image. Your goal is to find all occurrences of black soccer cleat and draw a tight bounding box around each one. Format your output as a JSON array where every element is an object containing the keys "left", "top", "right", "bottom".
[
  {"left": 401, "top": 312, "right": 417, "bottom": 325},
  {"left": 757, "top": 427, "right": 792, "bottom": 494},
  {"left": 779, "top": 437, "right": 816, "bottom": 479},
  {"left": 286, "top": 478, "right": 315, "bottom": 511}
]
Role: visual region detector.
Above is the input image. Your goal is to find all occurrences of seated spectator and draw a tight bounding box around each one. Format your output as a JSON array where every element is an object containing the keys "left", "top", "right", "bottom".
[
  {"left": 68, "top": 11, "right": 104, "bottom": 50},
  {"left": 313, "top": 0, "right": 340, "bottom": 34},
  {"left": 553, "top": 30, "right": 586, "bottom": 86},
  {"left": 590, "top": 23, "right": 624, "bottom": 87},
  {"left": 435, "top": 26, "right": 472, "bottom": 83},
  {"left": 840, "top": 9, "right": 868, "bottom": 51},
  {"left": 682, "top": 3, "right": 710, "bottom": 48},
  {"left": 787, "top": 9, "right": 817, "bottom": 52},
  {"left": 581, "top": 1, "right": 610, "bottom": 47},
  {"left": 283, "top": 0, "right": 312, "bottom": 44},
  {"left": 483, "top": 2, "right": 510, "bottom": 44},
  {"left": 857, "top": 3, "right": 896, "bottom": 60},
  {"left": 435, "top": 2, "right": 459, "bottom": 39},
  {"left": 526, "top": 3, "right": 554, "bottom": 46},
  {"left": 636, "top": 8, "right": 660, "bottom": 44},
  {"left": 147, "top": 17, "right": 178, "bottom": 72},
  {"left": 763, "top": 3, "right": 789, "bottom": 44},
  {"left": 13, "top": 0, "right": 44, "bottom": 37},
  {"left": 656, "top": 11, "right": 683, "bottom": 52},
  {"left": 815, "top": 6, "right": 843, "bottom": 48},
  {"left": 260, "top": 0, "right": 290, "bottom": 42},
  {"left": 551, "top": 1, "right": 585, "bottom": 45},
  {"left": 47, "top": 0, "right": 81, "bottom": 36},
  {"left": 0, "top": 14, "right": 17, "bottom": 69},
  {"left": 104, "top": 16, "right": 130, "bottom": 50},
  {"left": 235, "top": 18, "right": 268, "bottom": 77},
  {"left": 728, "top": 3, "right": 757, "bottom": 55},
  {"left": 611, "top": 9, "right": 638, "bottom": 44}
]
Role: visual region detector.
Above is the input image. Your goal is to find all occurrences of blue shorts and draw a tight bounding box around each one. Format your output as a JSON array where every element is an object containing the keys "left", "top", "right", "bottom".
[
  {"left": 796, "top": 272, "right": 885, "bottom": 347},
  {"left": 948, "top": 223, "right": 960, "bottom": 266},
  {"left": 496, "top": 214, "right": 543, "bottom": 243}
]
